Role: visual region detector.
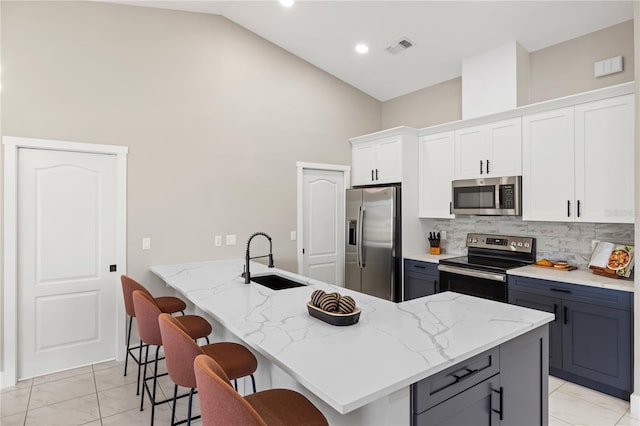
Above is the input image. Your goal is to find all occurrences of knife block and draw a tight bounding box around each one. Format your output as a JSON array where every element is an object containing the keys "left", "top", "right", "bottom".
[{"left": 429, "top": 246, "right": 441, "bottom": 255}]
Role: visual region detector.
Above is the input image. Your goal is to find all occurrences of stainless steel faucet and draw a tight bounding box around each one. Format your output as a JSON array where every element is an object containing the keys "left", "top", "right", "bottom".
[{"left": 244, "top": 232, "right": 274, "bottom": 284}]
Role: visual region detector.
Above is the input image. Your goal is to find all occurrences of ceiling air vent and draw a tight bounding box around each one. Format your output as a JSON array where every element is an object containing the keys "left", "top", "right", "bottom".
[{"left": 386, "top": 37, "right": 415, "bottom": 55}]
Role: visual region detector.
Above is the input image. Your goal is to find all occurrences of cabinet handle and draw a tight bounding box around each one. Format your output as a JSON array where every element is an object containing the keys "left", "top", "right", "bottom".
[
  {"left": 371, "top": 170, "right": 374, "bottom": 181},
  {"left": 491, "top": 387, "right": 504, "bottom": 420},
  {"left": 567, "top": 200, "right": 571, "bottom": 217},
  {"left": 375, "top": 168, "right": 379, "bottom": 180},
  {"left": 480, "top": 160, "right": 483, "bottom": 175},
  {"left": 486, "top": 159, "right": 490, "bottom": 174},
  {"left": 553, "top": 303, "right": 558, "bottom": 322},
  {"left": 449, "top": 201, "right": 452, "bottom": 214},
  {"left": 550, "top": 288, "right": 571, "bottom": 294},
  {"left": 451, "top": 367, "right": 478, "bottom": 382},
  {"left": 564, "top": 306, "right": 569, "bottom": 324},
  {"left": 577, "top": 200, "right": 581, "bottom": 217},
  {"left": 413, "top": 265, "right": 426, "bottom": 269}
]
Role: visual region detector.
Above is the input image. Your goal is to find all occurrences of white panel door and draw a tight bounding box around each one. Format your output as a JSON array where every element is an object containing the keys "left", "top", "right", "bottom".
[
  {"left": 575, "top": 94, "right": 635, "bottom": 223},
  {"left": 419, "top": 131, "right": 455, "bottom": 218},
  {"left": 302, "top": 169, "right": 345, "bottom": 286},
  {"left": 18, "top": 148, "right": 118, "bottom": 378},
  {"left": 522, "top": 107, "right": 575, "bottom": 222}
]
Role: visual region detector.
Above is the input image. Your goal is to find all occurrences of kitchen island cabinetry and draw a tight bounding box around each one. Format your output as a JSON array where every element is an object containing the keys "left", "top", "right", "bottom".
[
  {"left": 413, "top": 325, "right": 548, "bottom": 425},
  {"left": 404, "top": 259, "right": 439, "bottom": 300},
  {"left": 523, "top": 94, "right": 635, "bottom": 223},
  {"left": 454, "top": 117, "right": 522, "bottom": 179},
  {"left": 509, "top": 275, "right": 632, "bottom": 399},
  {"left": 418, "top": 131, "right": 454, "bottom": 218}
]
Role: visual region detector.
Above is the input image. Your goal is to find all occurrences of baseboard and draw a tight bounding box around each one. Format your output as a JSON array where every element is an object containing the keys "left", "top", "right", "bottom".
[{"left": 630, "top": 393, "right": 640, "bottom": 417}]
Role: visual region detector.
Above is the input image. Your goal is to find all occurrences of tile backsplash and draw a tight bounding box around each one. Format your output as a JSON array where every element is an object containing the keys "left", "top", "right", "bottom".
[{"left": 420, "top": 217, "right": 634, "bottom": 269}]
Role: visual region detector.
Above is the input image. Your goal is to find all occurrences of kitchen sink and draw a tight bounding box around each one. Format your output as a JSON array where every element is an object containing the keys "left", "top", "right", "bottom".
[{"left": 251, "top": 274, "right": 306, "bottom": 290}]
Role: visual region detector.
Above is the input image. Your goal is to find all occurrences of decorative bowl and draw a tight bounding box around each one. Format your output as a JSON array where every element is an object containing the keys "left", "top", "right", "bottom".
[{"left": 307, "top": 302, "right": 360, "bottom": 326}]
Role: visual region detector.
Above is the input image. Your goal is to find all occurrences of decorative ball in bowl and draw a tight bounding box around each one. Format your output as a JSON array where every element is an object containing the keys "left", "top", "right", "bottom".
[{"left": 307, "top": 290, "right": 360, "bottom": 326}]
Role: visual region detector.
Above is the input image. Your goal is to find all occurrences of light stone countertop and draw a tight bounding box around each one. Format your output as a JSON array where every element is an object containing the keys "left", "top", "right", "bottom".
[
  {"left": 151, "top": 259, "right": 553, "bottom": 414},
  {"left": 508, "top": 265, "right": 635, "bottom": 293},
  {"left": 404, "top": 253, "right": 635, "bottom": 293}
]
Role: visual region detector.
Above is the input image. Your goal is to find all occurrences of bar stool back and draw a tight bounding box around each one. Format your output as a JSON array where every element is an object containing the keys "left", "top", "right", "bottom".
[
  {"left": 133, "top": 290, "right": 212, "bottom": 426},
  {"left": 194, "top": 354, "right": 328, "bottom": 426},
  {"left": 121, "top": 275, "right": 186, "bottom": 394},
  {"left": 158, "top": 313, "right": 258, "bottom": 426}
]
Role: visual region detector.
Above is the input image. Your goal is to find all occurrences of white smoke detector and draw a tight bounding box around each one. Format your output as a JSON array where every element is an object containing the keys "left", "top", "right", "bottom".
[{"left": 386, "top": 37, "right": 415, "bottom": 55}]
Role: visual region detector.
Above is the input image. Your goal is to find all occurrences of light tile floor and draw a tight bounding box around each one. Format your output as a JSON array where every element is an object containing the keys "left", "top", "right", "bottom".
[{"left": 2, "top": 360, "right": 640, "bottom": 425}]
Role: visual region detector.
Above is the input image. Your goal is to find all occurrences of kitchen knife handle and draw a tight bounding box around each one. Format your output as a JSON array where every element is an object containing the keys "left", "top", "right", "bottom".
[{"left": 480, "top": 160, "right": 483, "bottom": 175}]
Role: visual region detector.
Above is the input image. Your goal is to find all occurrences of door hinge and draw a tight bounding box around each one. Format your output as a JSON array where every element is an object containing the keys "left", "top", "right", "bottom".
[{"left": 110, "top": 264, "right": 117, "bottom": 272}]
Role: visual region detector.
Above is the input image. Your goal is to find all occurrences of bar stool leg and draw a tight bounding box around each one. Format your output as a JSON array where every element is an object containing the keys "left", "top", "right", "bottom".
[
  {"left": 186, "top": 388, "right": 195, "bottom": 426},
  {"left": 124, "top": 316, "right": 133, "bottom": 376},
  {"left": 250, "top": 374, "right": 256, "bottom": 393},
  {"left": 136, "top": 339, "right": 144, "bottom": 395},
  {"left": 171, "top": 385, "right": 179, "bottom": 426},
  {"left": 140, "top": 344, "right": 149, "bottom": 411},
  {"left": 149, "top": 346, "right": 161, "bottom": 426}
]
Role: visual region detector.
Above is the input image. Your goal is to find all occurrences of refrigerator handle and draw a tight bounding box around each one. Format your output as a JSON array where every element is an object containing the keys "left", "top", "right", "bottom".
[{"left": 357, "top": 206, "right": 365, "bottom": 268}]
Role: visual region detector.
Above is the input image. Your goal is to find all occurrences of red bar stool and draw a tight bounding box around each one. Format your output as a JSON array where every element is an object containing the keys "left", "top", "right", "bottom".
[
  {"left": 133, "top": 290, "right": 213, "bottom": 426},
  {"left": 158, "top": 313, "right": 258, "bottom": 426},
  {"left": 121, "top": 275, "right": 187, "bottom": 394},
  {"left": 194, "top": 354, "right": 328, "bottom": 426}
]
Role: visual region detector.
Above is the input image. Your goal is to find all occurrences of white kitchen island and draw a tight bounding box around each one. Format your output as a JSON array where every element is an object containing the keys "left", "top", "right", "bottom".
[{"left": 151, "top": 259, "right": 554, "bottom": 425}]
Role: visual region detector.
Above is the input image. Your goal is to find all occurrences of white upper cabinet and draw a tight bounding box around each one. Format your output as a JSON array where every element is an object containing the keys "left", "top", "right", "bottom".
[
  {"left": 522, "top": 107, "right": 575, "bottom": 222},
  {"left": 523, "top": 94, "right": 634, "bottom": 223},
  {"left": 574, "top": 94, "right": 635, "bottom": 223},
  {"left": 419, "top": 131, "right": 455, "bottom": 218},
  {"left": 454, "top": 117, "right": 522, "bottom": 179},
  {"left": 351, "top": 135, "right": 402, "bottom": 186}
]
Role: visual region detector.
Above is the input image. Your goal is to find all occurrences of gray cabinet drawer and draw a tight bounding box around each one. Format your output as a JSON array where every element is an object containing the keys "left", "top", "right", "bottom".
[
  {"left": 405, "top": 259, "right": 439, "bottom": 275},
  {"left": 509, "top": 276, "right": 632, "bottom": 311},
  {"left": 412, "top": 347, "right": 500, "bottom": 414}
]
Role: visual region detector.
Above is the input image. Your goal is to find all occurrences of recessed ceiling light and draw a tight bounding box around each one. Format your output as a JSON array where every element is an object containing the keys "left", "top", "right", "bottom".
[
  {"left": 355, "top": 44, "right": 369, "bottom": 54},
  {"left": 279, "top": 0, "right": 294, "bottom": 7}
]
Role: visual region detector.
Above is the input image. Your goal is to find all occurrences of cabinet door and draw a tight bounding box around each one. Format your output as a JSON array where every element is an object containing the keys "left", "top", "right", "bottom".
[
  {"left": 509, "top": 289, "right": 562, "bottom": 370},
  {"left": 522, "top": 107, "right": 575, "bottom": 221},
  {"left": 419, "top": 132, "right": 454, "bottom": 218},
  {"left": 562, "top": 299, "right": 631, "bottom": 392},
  {"left": 454, "top": 125, "right": 486, "bottom": 179},
  {"left": 375, "top": 137, "right": 403, "bottom": 184},
  {"left": 404, "top": 272, "right": 438, "bottom": 301},
  {"left": 575, "top": 94, "right": 635, "bottom": 223},
  {"left": 413, "top": 375, "right": 501, "bottom": 426},
  {"left": 486, "top": 118, "right": 522, "bottom": 177},
  {"left": 351, "top": 142, "right": 377, "bottom": 186}
]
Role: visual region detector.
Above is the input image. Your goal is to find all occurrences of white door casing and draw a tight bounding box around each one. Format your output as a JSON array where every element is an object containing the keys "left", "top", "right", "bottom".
[
  {"left": 2, "top": 136, "right": 127, "bottom": 388},
  {"left": 296, "top": 163, "right": 349, "bottom": 286}
]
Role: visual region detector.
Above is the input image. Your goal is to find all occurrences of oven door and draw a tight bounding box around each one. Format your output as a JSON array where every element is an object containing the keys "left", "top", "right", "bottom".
[{"left": 438, "top": 264, "right": 507, "bottom": 303}]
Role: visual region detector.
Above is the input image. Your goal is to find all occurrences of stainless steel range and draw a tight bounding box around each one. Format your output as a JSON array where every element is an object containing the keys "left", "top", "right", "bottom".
[{"left": 438, "top": 233, "right": 536, "bottom": 302}]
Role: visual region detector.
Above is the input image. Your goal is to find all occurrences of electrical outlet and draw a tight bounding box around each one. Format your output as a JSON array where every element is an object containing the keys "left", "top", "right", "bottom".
[
  {"left": 226, "top": 234, "right": 237, "bottom": 245},
  {"left": 215, "top": 235, "right": 222, "bottom": 247},
  {"left": 440, "top": 231, "right": 447, "bottom": 240},
  {"left": 290, "top": 231, "right": 297, "bottom": 241},
  {"left": 142, "top": 238, "right": 151, "bottom": 250}
]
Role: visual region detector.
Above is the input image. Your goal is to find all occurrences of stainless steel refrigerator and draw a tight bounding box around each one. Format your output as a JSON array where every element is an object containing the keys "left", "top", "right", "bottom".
[{"left": 345, "top": 185, "right": 401, "bottom": 302}]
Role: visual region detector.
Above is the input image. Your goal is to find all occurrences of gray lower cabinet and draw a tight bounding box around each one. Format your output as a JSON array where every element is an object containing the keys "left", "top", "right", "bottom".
[
  {"left": 404, "top": 259, "right": 439, "bottom": 301},
  {"left": 509, "top": 276, "right": 632, "bottom": 399},
  {"left": 412, "top": 325, "right": 548, "bottom": 425}
]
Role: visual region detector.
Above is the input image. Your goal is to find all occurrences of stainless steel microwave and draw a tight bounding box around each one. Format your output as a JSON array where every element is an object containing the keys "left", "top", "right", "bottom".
[{"left": 451, "top": 176, "right": 522, "bottom": 216}]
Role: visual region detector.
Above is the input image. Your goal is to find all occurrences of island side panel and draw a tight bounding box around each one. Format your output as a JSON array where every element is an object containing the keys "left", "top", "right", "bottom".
[{"left": 500, "top": 323, "right": 549, "bottom": 426}]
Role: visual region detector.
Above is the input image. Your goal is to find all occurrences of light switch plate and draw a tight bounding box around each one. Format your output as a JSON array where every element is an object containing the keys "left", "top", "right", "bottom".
[
  {"left": 226, "top": 234, "right": 237, "bottom": 245},
  {"left": 290, "top": 231, "right": 297, "bottom": 241},
  {"left": 142, "top": 238, "right": 151, "bottom": 250},
  {"left": 215, "top": 235, "right": 222, "bottom": 247}
]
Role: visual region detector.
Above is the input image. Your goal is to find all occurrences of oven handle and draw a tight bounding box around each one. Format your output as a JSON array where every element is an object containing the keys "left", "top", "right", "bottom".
[{"left": 438, "top": 264, "right": 507, "bottom": 282}]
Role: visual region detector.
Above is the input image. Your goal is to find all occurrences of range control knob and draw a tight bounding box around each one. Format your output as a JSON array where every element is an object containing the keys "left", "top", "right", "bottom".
[
  {"left": 511, "top": 241, "right": 517, "bottom": 247},
  {"left": 524, "top": 242, "right": 530, "bottom": 248},
  {"left": 517, "top": 242, "right": 524, "bottom": 247},
  {"left": 472, "top": 238, "right": 478, "bottom": 243}
]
